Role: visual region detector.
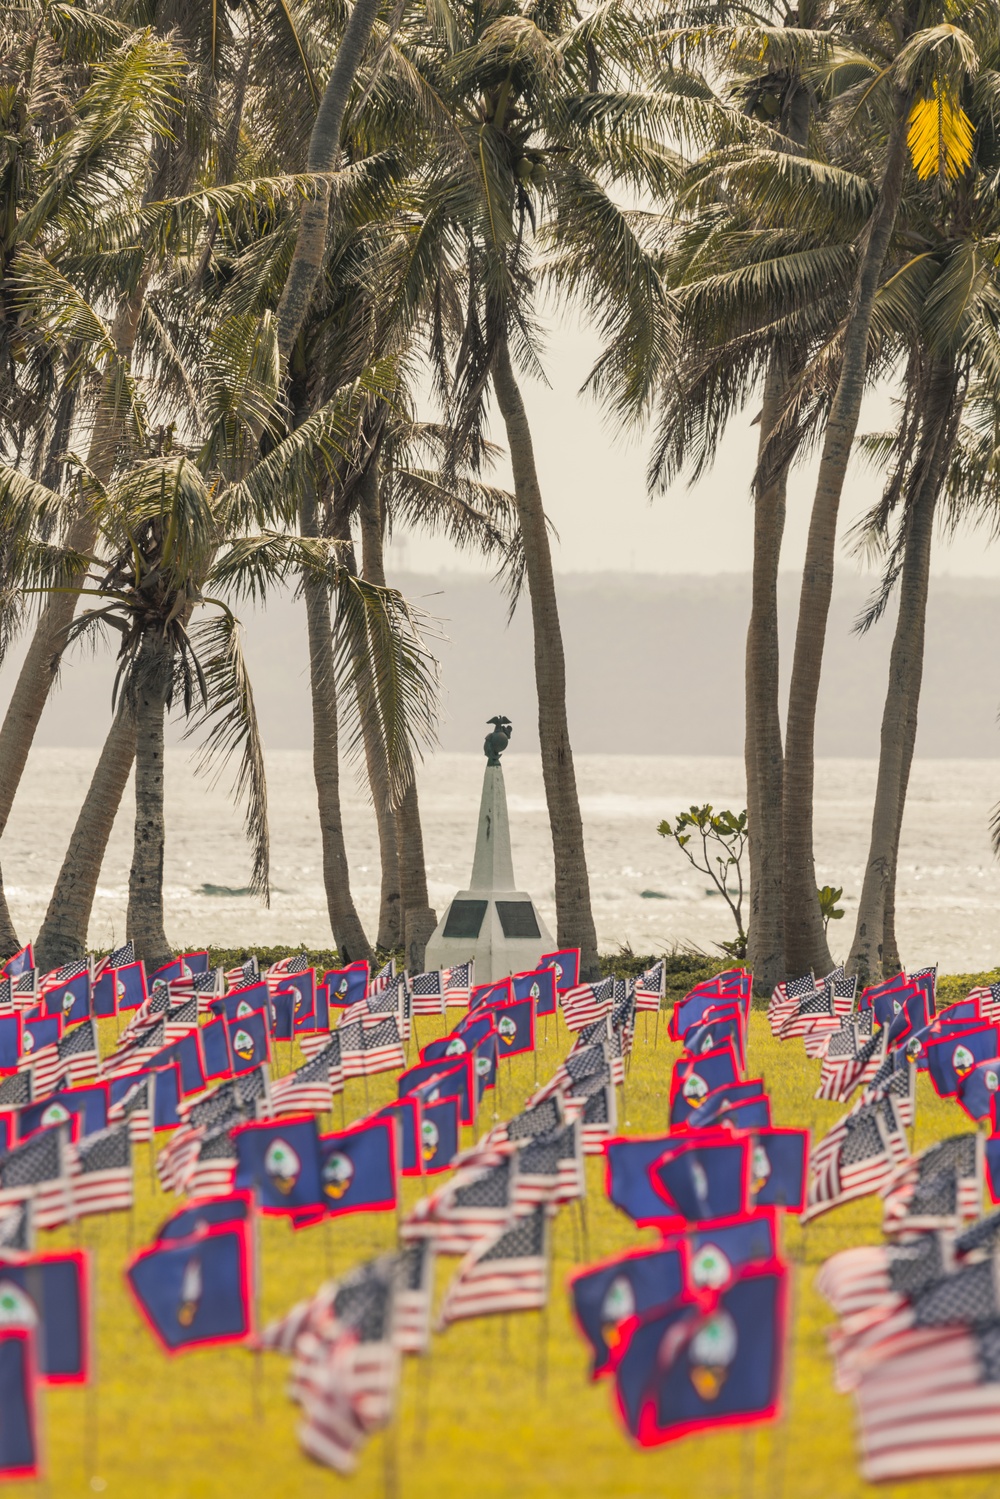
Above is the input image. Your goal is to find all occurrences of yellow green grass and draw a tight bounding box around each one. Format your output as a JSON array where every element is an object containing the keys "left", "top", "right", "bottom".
[{"left": 4, "top": 997, "right": 998, "bottom": 1499}]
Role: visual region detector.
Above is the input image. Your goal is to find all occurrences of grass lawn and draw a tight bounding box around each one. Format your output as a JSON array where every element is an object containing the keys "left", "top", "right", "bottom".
[{"left": 5, "top": 986, "right": 997, "bottom": 1499}]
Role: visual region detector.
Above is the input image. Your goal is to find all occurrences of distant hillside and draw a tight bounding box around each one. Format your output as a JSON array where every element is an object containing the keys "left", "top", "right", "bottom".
[{"left": 5, "top": 571, "right": 1000, "bottom": 757}]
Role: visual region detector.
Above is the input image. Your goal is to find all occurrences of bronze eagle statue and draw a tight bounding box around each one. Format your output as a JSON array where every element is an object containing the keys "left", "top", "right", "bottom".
[{"left": 484, "top": 715, "right": 513, "bottom": 765}]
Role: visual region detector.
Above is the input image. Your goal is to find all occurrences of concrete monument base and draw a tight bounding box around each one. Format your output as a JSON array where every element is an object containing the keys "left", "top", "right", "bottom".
[{"left": 424, "top": 744, "right": 553, "bottom": 983}]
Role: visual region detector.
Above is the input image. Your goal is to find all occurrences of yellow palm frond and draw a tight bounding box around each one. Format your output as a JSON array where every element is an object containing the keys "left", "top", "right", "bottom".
[{"left": 907, "top": 83, "right": 975, "bottom": 181}]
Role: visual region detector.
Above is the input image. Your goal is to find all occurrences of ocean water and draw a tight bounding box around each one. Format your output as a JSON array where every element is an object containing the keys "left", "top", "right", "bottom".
[{"left": 3, "top": 749, "right": 1000, "bottom": 975}]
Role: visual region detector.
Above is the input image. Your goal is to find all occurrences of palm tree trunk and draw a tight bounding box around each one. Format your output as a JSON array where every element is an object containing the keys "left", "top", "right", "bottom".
[
  {"left": 301, "top": 492, "right": 372, "bottom": 964},
  {"left": 0, "top": 276, "right": 150, "bottom": 948},
  {"left": 782, "top": 108, "right": 909, "bottom": 976},
  {"left": 126, "top": 635, "right": 172, "bottom": 972},
  {"left": 492, "top": 333, "right": 599, "bottom": 978},
  {"left": 35, "top": 699, "right": 137, "bottom": 971},
  {"left": 357, "top": 457, "right": 403, "bottom": 950},
  {"left": 849, "top": 365, "right": 962, "bottom": 981},
  {"left": 745, "top": 356, "right": 792, "bottom": 989},
  {"left": 276, "top": 0, "right": 383, "bottom": 365},
  {"left": 0, "top": 872, "right": 17, "bottom": 958}
]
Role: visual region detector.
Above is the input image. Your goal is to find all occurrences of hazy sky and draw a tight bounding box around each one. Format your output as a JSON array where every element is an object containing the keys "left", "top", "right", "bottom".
[{"left": 387, "top": 313, "right": 999, "bottom": 579}]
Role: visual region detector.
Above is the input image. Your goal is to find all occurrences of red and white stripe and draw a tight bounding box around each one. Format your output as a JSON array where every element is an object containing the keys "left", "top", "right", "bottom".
[{"left": 560, "top": 983, "right": 612, "bottom": 1033}]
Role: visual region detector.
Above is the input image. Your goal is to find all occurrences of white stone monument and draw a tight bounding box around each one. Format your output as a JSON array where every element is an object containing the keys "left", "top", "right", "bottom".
[{"left": 424, "top": 717, "right": 553, "bottom": 982}]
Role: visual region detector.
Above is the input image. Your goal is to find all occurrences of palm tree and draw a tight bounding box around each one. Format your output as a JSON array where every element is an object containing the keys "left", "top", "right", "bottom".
[
  {"left": 384, "top": 0, "right": 673, "bottom": 977},
  {"left": 781, "top": 5, "right": 982, "bottom": 974}
]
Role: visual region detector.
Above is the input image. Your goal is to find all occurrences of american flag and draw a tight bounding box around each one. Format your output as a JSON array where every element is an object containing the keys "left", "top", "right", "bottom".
[
  {"left": 437, "top": 1206, "right": 548, "bottom": 1327},
  {"left": 267, "top": 952, "right": 311, "bottom": 982},
  {"left": 0, "top": 976, "right": 10, "bottom": 1011},
  {"left": 157, "top": 1125, "right": 205, "bottom": 1194},
  {"left": 62, "top": 1124, "right": 133, "bottom": 1222},
  {"left": 498, "top": 1093, "right": 565, "bottom": 1147},
  {"left": 38, "top": 958, "right": 89, "bottom": 996},
  {"left": 802, "top": 1097, "right": 909, "bottom": 1223},
  {"left": 768, "top": 972, "right": 814, "bottom": 1035},
  {"left": 109, "top": 1074, "right": 154, "bottom": 1143},
  {"left": 409, "top": 971, "right": 446, "bottom": 1018},
  {"left": 561, "top": 977, "right": 613, "bottom": 1033},
  {"left": 103, "top": 1019, "right": 167, "bottom": 1081},
  {"left": 634, "top": 960, "right": 665, "bottom": 1013},
  {"left": 880, "top": 1132, "right": 981, "bottom": 1233},
  {"left": 358, "top": 1017, "right": 405, "bottom": 1077},
  {"left": 0, "top": 1199, "right": 32, "bottom": 1253},
  {"left": 515, "top": 1121, "right": 584, "bottom": 1208},
  {"left": 368, "top": 959, "right": 395, "bottom": 995},
  {"left": 226, "top": 957, "right": 259, "bottom": 989},
  {"left": 817, "top": 1234, "right": 948, "bottom": 1324},
  {"left": 0, "top": 1125, "right": 69, "bottom": 1221},
  {"left": 778, "top": 987, "right": 833, "bottom": 1041},
  {"left": 966, "top": 980, "right": 1000, "bottom": 1024},
  {"left": 862, "top": 1052, "right": 917, "bottom": 1129},
  {"left": 827, "top": 969, "right": 858, "bottom": 1016},
  {"left": 0, "top": 1071, "right": 31, "bottom": 1110},
  {"left": 271, "top": 1052, "right": 335, "bottom": 1117},
  {"left": 443, "top": 962, "right": 474, "bottom": 1008},
  {"left": 296, "top": 1035, "right": 345, "bottom": 1095},
  {"left": 577, "top": 1079, "right": 617, "bottom": 1155},
  {"left": 37, "top": 1018, "right": 100, "bottom": 1093},
  {"left": 815, "top": 1025, "right": 886, "bottom": 1103},
  {"left": 265, "top": 1260, "right": 399, "bottom": 1476},
  {"left": 186, "top": 1125, "right": 237, "bottom": 1198},
  {"left": 164, "top": 997, "right": 199, "bottom": 1042},
  {"left": 393, "top": 1240, "right": 435, "bottom": 1355},
  {"left": 849, "top": 1269, "right": 1000, "bottom": 1484},
  {"left": 402, "top": 1155, "right": 519, "bottom": 1255},
  {"left": 337, "top": 1020, "right": 366, "bottom": 1080},
  {"left": 120, "top": 985, "right": 171, "bottom": 1041}
]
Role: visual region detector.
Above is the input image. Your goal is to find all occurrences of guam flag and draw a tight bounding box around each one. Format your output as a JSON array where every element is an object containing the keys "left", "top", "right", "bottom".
[
  {"left": 748, "top": 1130, "right": 809, "bottom": 1212},
  {"left": 375, "top": 1097, "right": 421, "bottom": 1176},
  {"left": 227, "top": 1010, "right": 270, "bottom": 1074},
  {"left": 418, "top": 1093, "right": 460, "bottom": 1174},
  {"left": 959, "top": 1059, "right": 1000, "bottom": 1123},
  {"left": 605, "top": 1134, "right": 676, "bottom": 1228},
  {"left": 686, "top": 1080, "right": 768, "bottom": 1131},
  {"left": 199, "top": 1017, "right": 233, "bottom": 1082},
  {"left": 156, "top": 1192, "right": 253, "bottom": 1243},
  {"left": 422, "top": 1032, "right": 478, "bottom": 1065},
  {"left": 541, "top": 949, "right": 580, "bottom": 992},
  {"left": 285, "top": 971, "right": 316, "bottom": 1032},
  {"left": 612, "top": 1262, "right": 787, "bottom": 1445},
  {"left": 268, "top": 990, "right": 295, "bottom": 1042},
  {"left": 108, "top": 961, "right": 147, "bottom": 1013},
  {"left": 233, "top": 1115, "right": 324, "bottom": 1215},
  {"left": 0, "top": 1250, "right": 89, "bottom": 1383},
  {"left": 126, "top": 1223, "right": 253, "bottom": 1353},
  {"left": 219, "top": 984, "right": 270, "bottom": 1021},
  {"left": 317, "top": 1117, "right": 397, "bottom": 1216},
  {"left": 399, "top": 1056, "right": 474, "bottom": 1126},
  {"left": 683, "top": 1006, "right": 746, "bottom": 1071},
  {"left": 669, "top": 1044, "right": 742, "bottom": 1126},
  {"left": 19, "top": 1084, "right": 109, "bottom": 1141},
  {"left": 491, "top": 997, "right": 535, "bottom": 1058},
  {"left": 570, "top": 1243, "right": 686, "bottom": 1377},
  {"left": 150, "top": 1033, "right": 206, "bottom": 1096},
  {"left": 322, "top": 964, "right": 368, "bottom": 1010},
  {"left": 2, "top": 944, "right": 33, "bottom": 979},
  {"left": 0, "top": 1014, "right": 21, "bottom": 1070},
  {"left": 650, "top": 1133, "right": 751, "bottom": 1224},
  {"left": 514, "top": 968, "right": 557, "bottom": 1017},
  {"left": 151, "top": 1063, "right": 183, "bottom": 1132},
  {"left": 42, "top": 970, "right": 90, "bottom": 1024},
  {"left": 926, "top": 1025, "right": 1000, "bottom": 1097},
  {"left": 0, "top": 1329, "right": 38, "bottom": 1478},
  {"left": 470, "top": 978, "right": 513, "bottom": 1012}
]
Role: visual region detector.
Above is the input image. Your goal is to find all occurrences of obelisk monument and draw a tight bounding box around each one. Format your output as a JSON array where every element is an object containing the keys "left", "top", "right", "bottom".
[{"left": 424, "top": 716, "right": 553, "bottom": 981}]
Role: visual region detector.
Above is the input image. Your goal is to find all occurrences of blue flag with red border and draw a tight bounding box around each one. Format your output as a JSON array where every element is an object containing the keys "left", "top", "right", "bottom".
[
  {"left": 0, "top": 1330, "right": 38, "bottom": 1478},
  {"left": 126, "top": 1224, "right": 252, "bottom": 1353},
  {"left": 317, "top": 1117, "right": 397, "bottom": 1215},
  {"left": 233, "top": 1115, "right": 324, "bottom": 1215}
]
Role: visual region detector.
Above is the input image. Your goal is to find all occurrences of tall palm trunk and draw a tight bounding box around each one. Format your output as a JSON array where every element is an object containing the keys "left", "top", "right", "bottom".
[
  {"left": 782, "top": 109, "right": 909, "bottom": 976},
  {"left": 356, "top": 460, "right": 402, "bottom": 949},
  {"left": 745, "top": 357, "right": 793, "bottom": 989},
  {"left": 0, "top": 278, "right": 150, "bottom": 949},
  {"left": 276, "top": 0, "right": 384, "bottom": 365},
  {"left": 492, "top": 333, "right": 599, "bottom": 978},
  {"left": 301, "top": 492, "right": 372, "bottom": 963},
  {"left": 126, "top": 635, "right": 172, "bottom": 971},
  {"left": 35, "top": 700, "right": 137, "bottom": 971},
  {"left": 849, "top": 365, "right": 962, "bottom": 980},
  {"left": 357, "top": 454, "right": 437, "bottom": 968}
]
